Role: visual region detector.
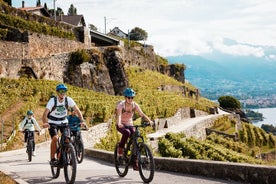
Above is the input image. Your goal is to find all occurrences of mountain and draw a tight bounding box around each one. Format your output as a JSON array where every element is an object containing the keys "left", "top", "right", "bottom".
[{"left": 167, "top": 53, "right": 276, "bottom": 108}]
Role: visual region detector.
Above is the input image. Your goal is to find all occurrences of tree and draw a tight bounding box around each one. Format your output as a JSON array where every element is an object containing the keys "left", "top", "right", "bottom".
[
  {"left": 218, "top": 95, "right": 241, "bottom": 109},
  {"left": 43, "top": 3, "right": 48, "bottom": 10},
  {"left": 129, "top": 27, "right": 148, "bottom": 41},
  {"left": 36, "top": 0, "right": 41, "bottom": 6},
  {"left": 89, "top": 24, "right": 98, "bottom": 31},
  {"left": 4, "top": 0, "right": 11, "bottom": 6},
  {"left": 68, "top": 4, "right": 77, "bottom": 15},
  {"left": 48, "top": 7, "right": 64, "bottom": 17}
]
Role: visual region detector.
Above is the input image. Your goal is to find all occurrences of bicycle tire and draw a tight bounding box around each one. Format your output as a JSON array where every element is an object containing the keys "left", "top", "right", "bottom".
[
  {"left": 51, "top": 164, "right": 61, "bottom": 178},
  {"left": 27, "top": 140, "right": 33, "bottom": 162},
  {"left": 64, "top": 143, "right": 77, "bottom": 184},
  {"left": 76, "top": 139, "right": 84, "bottom": 163},
  {"left": 138, "top": 143, "right": 155, "bottom": 183},
  {"left": 114, "top": 144, "right": 128, "bottom": 177}
]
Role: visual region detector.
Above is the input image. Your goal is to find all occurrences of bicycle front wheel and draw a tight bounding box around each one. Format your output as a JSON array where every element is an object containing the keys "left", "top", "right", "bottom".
[
  {"left": 138, "top": 143, "right": 155, "bottom": 183},
  {"left": 51, "top": 165, "right": 60, "bottom": 178},
  {"left": 63, "top": 143, "right": 77, "bottom": 184},
  {"left": 76, "top": 139, "right": 84, "bottom": 164},
  {"left": 27, "top": 141, "right": 33, "bottom": 162},
  {"left": 114, "top": 144, "right": 128, "bottom": 177}
]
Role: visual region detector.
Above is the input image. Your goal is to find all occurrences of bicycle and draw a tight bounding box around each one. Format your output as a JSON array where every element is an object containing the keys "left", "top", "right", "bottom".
[
  {"left": 50, "top": 123, "right": 77, "bottom": 184},
  {"left": 23, "top": 129, "right": 37, "bottom": 162},
  {"left": 114, "top": 122, "right": 155, "bottom": 183},
  {"left": 70, "top": 124, "right": 87, "bottom": 164}
]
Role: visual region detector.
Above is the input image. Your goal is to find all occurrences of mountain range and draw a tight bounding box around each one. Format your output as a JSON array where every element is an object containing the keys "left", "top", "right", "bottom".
[{"left": 167, "top": 47, "right": 276, "bottom": 108}]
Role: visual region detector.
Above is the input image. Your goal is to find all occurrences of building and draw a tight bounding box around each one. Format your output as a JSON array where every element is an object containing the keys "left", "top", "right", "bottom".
[{"left": 109, "top": 27, "right": 128, "bottom": 39}]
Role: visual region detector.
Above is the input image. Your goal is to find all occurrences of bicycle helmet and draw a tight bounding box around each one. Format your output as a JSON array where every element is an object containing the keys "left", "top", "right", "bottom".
[
  {"left": 27, "top": 110, "right": 33, "bottom": 115},
  {"left": 56, "top": 84, "right": 68, "bottom": 91},
  {"left": 123, "top": 88, "right": 136, "bottom": 97}
]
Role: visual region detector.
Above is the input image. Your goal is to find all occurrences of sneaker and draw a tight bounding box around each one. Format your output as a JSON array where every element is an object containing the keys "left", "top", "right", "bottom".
[
  {"left": 133, "top": 160, "right": 139, "bottom": 171},
  {"left": 117, "top": 147, "right": 123, "bottom": 157},
  {"left": 32, "top": 151, "right": 36, "bottom": 156}
]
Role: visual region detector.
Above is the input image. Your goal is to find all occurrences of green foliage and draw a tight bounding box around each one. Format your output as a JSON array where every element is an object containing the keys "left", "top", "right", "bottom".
[
  {"left": 0, "top": 2, "right": 75, "bottom": 40},
  {"left": 129, "top": 27, "right": 148, "bottom": 41},
  {"left": 159, "top": 132, "right": 263, "bottom": 164},
  {"left": 70, "top": 49, "right": 91, "bottom": 65},
  {"left": 0, "top": 28, "right": 7, "bottom": 39},
  {"left": 67, "top": 4, "right": 77, "bottom": 15},
  {"left": 157, "top": 55, "right": 169, "bottom": 66},
  {"left": 245, "top": 109, "right": 263, "bottom": 121},
  {"left": 261, "top": 124, "right": 276, "bottom": 135},
  {"left": 218, "top": 95, "right": 241, "bottom": 109}
]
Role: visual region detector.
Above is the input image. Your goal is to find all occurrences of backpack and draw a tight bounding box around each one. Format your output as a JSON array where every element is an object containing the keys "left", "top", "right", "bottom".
[
  {"left": 47, "top": 96, "right": 69, "bottom": 120},
  {"left": 24, "top": 119, "right": 34, "bottom": 127},
  {"left": 49, "top": 96, "right": 69, "bottom": 113}
]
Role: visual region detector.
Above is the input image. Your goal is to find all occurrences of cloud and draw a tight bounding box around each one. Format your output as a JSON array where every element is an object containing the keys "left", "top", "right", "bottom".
[
  {"left": 13, "top": 0, "right": 276, "bottom": 58},
  {"left": 212, "top": 37, "right": 265, "bottom": 57}
]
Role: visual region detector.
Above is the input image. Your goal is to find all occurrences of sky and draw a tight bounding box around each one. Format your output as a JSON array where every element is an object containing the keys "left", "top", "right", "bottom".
[{"left": 12, "top": 0, "right": 276, "bottom": 59}]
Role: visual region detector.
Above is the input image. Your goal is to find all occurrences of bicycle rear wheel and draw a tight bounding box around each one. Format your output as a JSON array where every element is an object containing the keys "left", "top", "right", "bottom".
[
  {"left": 76, "top": 139, "right": 84, "bottom": 163},
  {"left": 114, "top": 144, "right": 128, "bottom": 177},
  {"left": 64, "top": 143, "right": 77, "bottom": 184},
  {"left": 138, "top": 143, "right": 155, "bottom": 183},
  {"left": 27, "top": 141, "right": 33, "bottom": 162}
]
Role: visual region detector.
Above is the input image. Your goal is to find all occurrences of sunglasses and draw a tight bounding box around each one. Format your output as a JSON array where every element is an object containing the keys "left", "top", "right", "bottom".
[
  {"left": 125, "top": 96, "right": 134, "bottom": 99},
  {"left": 58, "top": 90, "right": 67, "bottom": 94}
]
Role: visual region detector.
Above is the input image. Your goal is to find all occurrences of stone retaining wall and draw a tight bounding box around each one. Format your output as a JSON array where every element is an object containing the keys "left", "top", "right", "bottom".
[{"left": 85, "top": 148, "right": 276, "bottom": 184}]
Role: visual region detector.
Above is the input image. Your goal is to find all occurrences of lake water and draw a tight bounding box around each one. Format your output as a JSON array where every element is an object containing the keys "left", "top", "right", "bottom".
[{"left": 250, "top": 107, "right": 276, "bottom": 127}]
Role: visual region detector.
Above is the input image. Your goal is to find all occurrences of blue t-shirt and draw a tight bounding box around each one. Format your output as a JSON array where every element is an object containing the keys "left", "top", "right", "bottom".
[{"left": 67, "top": 115, "right": 81, "bottom": 131}]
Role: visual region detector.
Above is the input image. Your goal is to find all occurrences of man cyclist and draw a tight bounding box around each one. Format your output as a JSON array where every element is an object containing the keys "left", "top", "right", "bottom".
[
  {"left": 19, "top": 110, "right": 41, "bottom": 156},
  {"left": 42, "top": 84, "right": 85, "bottom": 165},
  {"left": 116, "top": 88, "right": 153, "bottom": 170}
]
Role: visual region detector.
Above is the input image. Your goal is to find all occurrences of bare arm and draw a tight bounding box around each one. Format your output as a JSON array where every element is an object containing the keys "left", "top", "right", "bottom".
[
  {"left": 73, "top": 105, "right": 84, "bottom": 122},
  {"left": 42, "top": 109, "right": 50, "bottom": 128}
]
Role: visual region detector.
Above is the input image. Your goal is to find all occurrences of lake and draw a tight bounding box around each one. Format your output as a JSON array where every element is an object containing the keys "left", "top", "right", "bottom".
[{"left": 251, "top": 107, "right": 276, "bottom": 127}]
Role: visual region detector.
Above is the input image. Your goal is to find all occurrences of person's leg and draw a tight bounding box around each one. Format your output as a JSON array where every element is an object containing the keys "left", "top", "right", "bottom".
[
  {"left": 117, "top": 126, "right": 131, "bottom": 148},
  {"left": 49, "top": 125, "right": 58, "bottom": 161}
]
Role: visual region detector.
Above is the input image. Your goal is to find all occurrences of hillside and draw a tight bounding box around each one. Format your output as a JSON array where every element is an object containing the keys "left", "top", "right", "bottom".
[{"left": 167, "top": 54, "right": 276, "bottom": 108}]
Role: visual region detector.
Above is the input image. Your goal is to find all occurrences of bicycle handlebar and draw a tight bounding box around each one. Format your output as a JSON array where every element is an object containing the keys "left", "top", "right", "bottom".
[{"left": 124, "top": 122, "right": 151, "bottom": 129}]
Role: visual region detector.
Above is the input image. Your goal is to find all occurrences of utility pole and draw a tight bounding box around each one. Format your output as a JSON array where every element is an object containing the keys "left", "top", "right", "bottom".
[
  {"left": 53, "top": 0, "right": 56, "bottom": 21},
  {"left": 104, "top": 16, "right": 106, "bottom": 34}
]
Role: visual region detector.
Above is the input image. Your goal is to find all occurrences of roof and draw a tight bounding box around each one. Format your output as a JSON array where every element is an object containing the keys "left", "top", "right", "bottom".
[
  {"left": 55, "top": 15, "right": 86, "bottom": 27},
  {"left": 18, "top": 6, "right": 51, "bottom": 17},
  {"left": 90, "top": 30, "right": 119, "bottom": 46}
]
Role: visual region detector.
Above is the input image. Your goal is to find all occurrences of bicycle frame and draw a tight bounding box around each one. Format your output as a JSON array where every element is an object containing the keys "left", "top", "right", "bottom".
[{"left": 50, "top": 123, "right": 77, "bottom": 184}]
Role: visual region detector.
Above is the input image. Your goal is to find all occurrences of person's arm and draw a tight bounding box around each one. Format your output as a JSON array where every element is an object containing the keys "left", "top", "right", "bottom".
[
  {"left": 116, "top": 105, "right": 124, "bottom": 128},
  {"left": 73, "top": 105, "right": 84, "bottom": 122},
  {"left": 135, "top": 103, "right": 153, "bottom": 125},
  {"left": 42, "top": 108, "right": 50, "bottom": 128},
  {"left": 33, "top": 118, "right": 41, "bottom": 131},
  {"left": 19, "top": 117, "right": 26, "bottom": 131}
]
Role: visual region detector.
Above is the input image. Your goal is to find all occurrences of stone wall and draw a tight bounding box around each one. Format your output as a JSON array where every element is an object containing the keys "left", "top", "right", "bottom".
[
  {"left": 85, "top": 148, "right": 276, "bottom": 184},
  {"left": 0, "top": 31, "right": 89, "bottom": 60}
]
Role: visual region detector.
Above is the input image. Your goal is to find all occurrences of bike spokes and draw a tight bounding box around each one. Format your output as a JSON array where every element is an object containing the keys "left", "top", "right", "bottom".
[
  {"left": 138, "top": 143, "right": 155, "bottom": 183},
  {"left": 64, "top": 143, "right": 77, "bottom": 184}
]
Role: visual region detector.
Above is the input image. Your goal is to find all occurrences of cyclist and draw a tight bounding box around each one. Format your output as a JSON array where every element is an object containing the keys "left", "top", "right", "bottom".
[
  {"left": 116, "top": 88, "right": 153, "bottom": 170},
  {"left": 67, "top": 107, "right": 87, "bottom": 140},
  {"left": 42, "top": 83, "right": 85, "bottom": 165},
  {"left": 19, "top": 110, "right": 41, "bottom": 156}
]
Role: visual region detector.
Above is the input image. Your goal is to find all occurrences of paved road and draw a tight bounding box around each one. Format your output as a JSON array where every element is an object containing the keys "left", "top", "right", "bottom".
[{"left": 0, "top": 142, "right": 242, "bottom": 184}]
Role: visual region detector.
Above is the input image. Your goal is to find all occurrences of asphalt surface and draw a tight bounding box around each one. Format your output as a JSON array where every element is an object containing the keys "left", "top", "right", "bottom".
[{"left": 0, "top": 141, "right": 243, "bottom": 184}]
